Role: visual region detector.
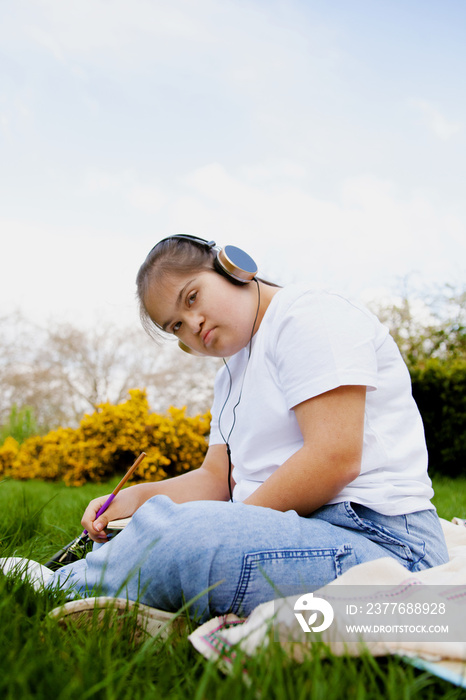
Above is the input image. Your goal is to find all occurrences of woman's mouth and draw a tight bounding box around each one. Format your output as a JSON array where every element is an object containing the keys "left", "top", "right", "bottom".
[{"left": 202, "top": 328, "right": 214, "bottom": 346}]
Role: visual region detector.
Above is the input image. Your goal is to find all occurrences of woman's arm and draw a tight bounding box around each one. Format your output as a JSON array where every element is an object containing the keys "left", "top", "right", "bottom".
[
  {"left": 83, "top": 385, "right": 365, "bottom": 539},
  {"left": 243, "top": 385, "right": 366, "bottom": 516},
  {"left": 82, "top": 443, "right": 231, "bottom": 541}
]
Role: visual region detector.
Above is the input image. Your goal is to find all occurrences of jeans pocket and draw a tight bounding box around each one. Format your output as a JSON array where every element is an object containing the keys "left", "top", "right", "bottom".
[
  {"left": 344, "top": 502, "right": 415, "bottom": 563},
  {"left": 229, "top": 545, "right": 355, "bottom": 617}
]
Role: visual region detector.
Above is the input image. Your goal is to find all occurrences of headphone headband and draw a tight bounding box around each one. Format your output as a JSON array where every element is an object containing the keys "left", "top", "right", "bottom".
[
  {"left": 151, "top": 235, "right": 258, "bottom": 284},
  {"left": 148, "top": 234, "right": 216, "bottom": 256},
  {"left": 158, "top": 234, "right": 217, "bottom": 247}
]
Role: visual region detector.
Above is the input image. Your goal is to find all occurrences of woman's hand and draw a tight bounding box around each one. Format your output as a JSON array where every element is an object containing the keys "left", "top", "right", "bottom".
[{"left": 81, "top": 485, "right": 143, "bottom": 543}]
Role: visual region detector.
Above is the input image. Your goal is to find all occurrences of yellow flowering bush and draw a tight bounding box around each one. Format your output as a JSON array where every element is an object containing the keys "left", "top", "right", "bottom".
[
  {"left": 0, "top": 436, "right": 19, "bottom": 476},
  {"left": 11, "top": 427, "right": 81, "bottom": 482},
  {"left": 7, "top": 389, "right": 211, "bottom": 486}
]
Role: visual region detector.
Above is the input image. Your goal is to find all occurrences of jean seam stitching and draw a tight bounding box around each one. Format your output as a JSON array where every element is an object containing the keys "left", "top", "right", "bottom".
[
  {"left": 230, "top": 547, "right": 352, "bottom": 614},
  {"left": 344, "top": 502, "right": 413, "bottom": 561}
]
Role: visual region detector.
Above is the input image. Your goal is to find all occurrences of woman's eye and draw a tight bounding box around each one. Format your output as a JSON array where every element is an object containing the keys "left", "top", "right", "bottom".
[
  {"left": 173, "top": 322, "right": 181, "bottom": 333},
  {"left": 187, "top": 292, "right": 197, "bottom": 306}
]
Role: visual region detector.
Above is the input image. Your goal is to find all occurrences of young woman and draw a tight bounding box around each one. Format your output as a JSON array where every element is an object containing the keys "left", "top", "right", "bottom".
[{"left": 3, "top": 235, "right": 449, "bottom": 621}]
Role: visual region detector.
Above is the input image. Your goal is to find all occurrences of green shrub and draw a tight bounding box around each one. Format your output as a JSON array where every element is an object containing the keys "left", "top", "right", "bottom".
[
  {"left": 410, "top": 358, "right": 466, "bottom": 477},
  {"left": 0, "top": 404, "right": 40, "bottom": 445}
]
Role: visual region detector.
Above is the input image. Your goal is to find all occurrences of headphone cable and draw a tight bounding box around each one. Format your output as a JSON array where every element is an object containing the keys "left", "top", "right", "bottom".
[{"left": 218, "top": 279, "right": 261, "bottom": 501}]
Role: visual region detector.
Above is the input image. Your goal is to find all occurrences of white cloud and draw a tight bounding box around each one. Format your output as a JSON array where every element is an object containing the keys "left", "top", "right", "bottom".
[
  {"left": 83, "top": 168, "right": 137, "bottom": 194},
  {"left": 410, "top": 99, "right": 462, "bottom": 141},
  {"left": 1, "top": 219, "right": 146, "bottom": 327},
  {"left": 25, "top": 23, "right": 66, "bottom": 63},
  {"left": 240, "top": 160, "right": 308, "bottom": 183},
  {"left": 22, "top": 0, "right": 210, "bottom": 56},
  {"left": 4, "top": 0, "right": 335, "bottom": 127},
  {"left": 169, "top": 164, "right": 466, "bottom": 294},
  {"left": 82, "top": 168, "right": 167, "bottom": 214},
  {"left": 128, "top": 185, "right": 168, "bottom": 215},
  {"left": 1, "top": 163, "right": 464, "bottom": 330}
]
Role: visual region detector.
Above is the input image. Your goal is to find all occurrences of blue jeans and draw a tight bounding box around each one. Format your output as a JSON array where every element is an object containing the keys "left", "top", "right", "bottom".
[{"left": 51, "top": 496, "right": 449, "bottom": 623}]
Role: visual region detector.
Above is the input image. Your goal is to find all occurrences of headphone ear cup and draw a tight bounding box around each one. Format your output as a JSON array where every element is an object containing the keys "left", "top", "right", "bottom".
[{"left": 215, "top": 245, "right": 258, "bottom": 283}]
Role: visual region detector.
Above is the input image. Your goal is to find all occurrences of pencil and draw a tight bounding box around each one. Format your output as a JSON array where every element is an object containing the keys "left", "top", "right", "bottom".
[{"left": 83, "top": 451, "right": 146, "bottom": 534}]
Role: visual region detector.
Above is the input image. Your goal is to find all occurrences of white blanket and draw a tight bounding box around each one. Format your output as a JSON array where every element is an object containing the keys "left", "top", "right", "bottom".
[{"left": 189, "top": 518, "right": 466, "bottom": 686}]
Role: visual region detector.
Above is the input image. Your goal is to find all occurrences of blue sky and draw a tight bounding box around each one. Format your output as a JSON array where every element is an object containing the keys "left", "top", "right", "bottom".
[{"left": 1, "top": 0, "right": 465, "bottom": 327}]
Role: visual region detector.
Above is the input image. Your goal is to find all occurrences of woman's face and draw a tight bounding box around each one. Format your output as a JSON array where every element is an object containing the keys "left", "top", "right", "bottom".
[{"left": 144, "top": 269, "right": 262, "bottom": 357}]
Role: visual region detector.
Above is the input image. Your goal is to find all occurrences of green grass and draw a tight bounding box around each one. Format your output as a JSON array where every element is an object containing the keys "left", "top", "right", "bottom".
[
  {"left": 0, "top": 404, "right": 42, "bottom": 444},
  {"left": 431, "top": 475, "right": 466, "bottom": 522},
  {"left": 0, "top": 475, "right": 465, "bottom": 699}
]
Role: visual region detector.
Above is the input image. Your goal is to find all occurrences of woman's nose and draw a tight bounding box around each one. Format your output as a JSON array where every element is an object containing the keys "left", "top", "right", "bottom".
[{"left": 186, "top": 312, "right": 204, "bottom": 335}]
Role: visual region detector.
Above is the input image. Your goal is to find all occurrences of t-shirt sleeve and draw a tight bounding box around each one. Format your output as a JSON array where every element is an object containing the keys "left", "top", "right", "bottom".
[{"left": 272, "top": 291, "right": 386, "bottom": 410}]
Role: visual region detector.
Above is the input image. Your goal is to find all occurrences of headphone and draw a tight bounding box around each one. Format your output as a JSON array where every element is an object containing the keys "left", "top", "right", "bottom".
[{"left": 154, "top": 235, "right": 258, "bottom": 354}]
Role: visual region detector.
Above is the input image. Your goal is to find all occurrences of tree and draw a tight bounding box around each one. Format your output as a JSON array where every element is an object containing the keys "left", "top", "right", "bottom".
[
  {"left": 368, "top": 282, "right": 466, "bottom": 367},
  {"left": 0, "top": 313, "right": 220, "bottom": 431}
]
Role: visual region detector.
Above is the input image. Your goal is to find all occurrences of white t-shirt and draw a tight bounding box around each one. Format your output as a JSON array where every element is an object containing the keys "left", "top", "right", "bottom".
[{"left": 209, "top": 285, "right": 434, "bottom": 516}]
